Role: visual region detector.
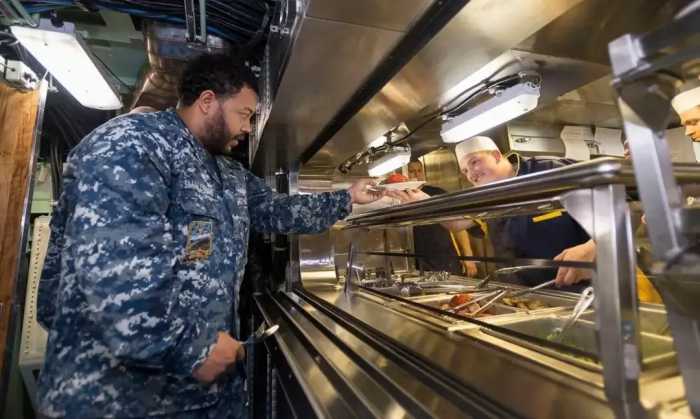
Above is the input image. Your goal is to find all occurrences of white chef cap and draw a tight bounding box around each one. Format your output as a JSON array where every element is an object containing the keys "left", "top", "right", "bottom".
[
  {"left": 671, "top": 79, "right": 700, "bottom": 114},
  {"left": 454, "top": 136, "right": 499, "bottom": 163}
]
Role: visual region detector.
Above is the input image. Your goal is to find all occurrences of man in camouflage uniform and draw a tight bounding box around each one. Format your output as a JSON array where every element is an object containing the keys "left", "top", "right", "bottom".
[{"left": 36, "top": 54, "right": 381, "bottom": 418}]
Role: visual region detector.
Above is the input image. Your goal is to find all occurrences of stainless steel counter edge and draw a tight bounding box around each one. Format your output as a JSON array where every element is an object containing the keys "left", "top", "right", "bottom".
[
  {"left": 254, "top": 285, "right": 621, "bottom": 419},
  {"left": 344, "top": 158, "right": 700, "bottom": 229}
]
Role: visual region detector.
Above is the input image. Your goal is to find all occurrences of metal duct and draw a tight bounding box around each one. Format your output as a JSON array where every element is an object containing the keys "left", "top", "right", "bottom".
[{"left": 130, "top": 22, "right": 230, "bottom": 110}]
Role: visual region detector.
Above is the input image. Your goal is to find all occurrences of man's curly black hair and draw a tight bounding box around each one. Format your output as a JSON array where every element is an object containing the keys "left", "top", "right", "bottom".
[{"left": 178, "top": 53, "right": 258, "bottom": 106}]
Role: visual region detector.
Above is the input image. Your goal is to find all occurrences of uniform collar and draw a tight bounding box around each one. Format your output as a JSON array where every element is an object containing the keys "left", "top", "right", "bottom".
[{"left": 165, "top": 108, "right": 221, "bottom": 182}]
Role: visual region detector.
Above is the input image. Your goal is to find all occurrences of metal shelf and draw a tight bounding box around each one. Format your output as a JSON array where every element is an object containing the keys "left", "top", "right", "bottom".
[{"left": 344, "top": 158, "right": 700, "bottom": 230}]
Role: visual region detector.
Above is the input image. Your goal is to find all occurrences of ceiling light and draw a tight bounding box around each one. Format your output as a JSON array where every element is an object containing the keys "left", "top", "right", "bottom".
[
  {"left": 369, "top": 134, "right": 388, "bottom": 149},
  {"left": 440, "top": 81, "right": 540, "bottom": 143},
  {"left": 368, "top": 145, "right": 411, "bottom": 177},
  {"left": 11, "top": 21, "right": 122, "bottom": 110}
]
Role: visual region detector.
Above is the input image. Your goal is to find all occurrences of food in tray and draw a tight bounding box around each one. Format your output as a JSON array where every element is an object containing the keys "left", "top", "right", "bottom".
[
  {"left": 375, "top": 173, "right": 426, "bottom": 191},
  {"left": 440, "top": 293, "right": 485, "bottom": 316},
  {"left": 501, "top": 297, "right": 548, "bottom": 310},
  {"left": 382, "top": 173, "right": 409, "bottom": 184}
]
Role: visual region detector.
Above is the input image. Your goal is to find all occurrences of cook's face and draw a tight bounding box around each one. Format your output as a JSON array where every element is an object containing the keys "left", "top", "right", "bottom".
[
  {"left": 680, "top": 106, "right": 700, "bottom": 141},
  {"left": 459, "top": 151, "right": 507, "bottom": 186},
  {"left": 407, "top": 162, "right": 425, "bottom": 181},
  {"left": 202, "top": 86, "right": 257, "bottom": 155}
]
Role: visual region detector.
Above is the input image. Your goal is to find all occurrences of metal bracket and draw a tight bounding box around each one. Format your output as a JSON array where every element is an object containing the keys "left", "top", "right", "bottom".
[
  {"left": 183, "top": 0, "right": 207, "bottom": 44},
  {"left": 562, "top": 185, "right": 643, "bottom": 419},
  {"left": 609, "top": 8, "right": 700, "bottom": 415},
  {"left": 343, "top": 242, "right": 358, "bottom": 298}
]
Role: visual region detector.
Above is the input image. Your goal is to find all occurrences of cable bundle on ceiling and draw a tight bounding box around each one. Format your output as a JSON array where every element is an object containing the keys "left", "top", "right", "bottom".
[{"left": 20, "top": 0, "right": 271, "bottom": 46}]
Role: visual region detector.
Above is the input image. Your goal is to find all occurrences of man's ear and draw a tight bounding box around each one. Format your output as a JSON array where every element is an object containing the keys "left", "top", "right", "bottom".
[
  {"left": 491, "top": 150, "right": 502, "bottom": 162},
  {"left": 197, "top": 90, "right": 217, "bottom": 114}
]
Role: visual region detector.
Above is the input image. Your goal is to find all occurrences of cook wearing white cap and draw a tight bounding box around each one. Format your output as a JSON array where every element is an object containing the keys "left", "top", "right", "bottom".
[
  {"left": 454, "top": 136, "right": 515, "bottom": 186},
  {"left": 671, "top": 79, "right": 700, "bottom": 141},
  {"left": 387, "top": 135, "right": 596, "bottom": 290}
]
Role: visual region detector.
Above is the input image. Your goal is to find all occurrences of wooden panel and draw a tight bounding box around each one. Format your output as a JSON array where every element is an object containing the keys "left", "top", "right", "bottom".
[{"left": 0, "top": 82, "right": 40, "bottom": 381}]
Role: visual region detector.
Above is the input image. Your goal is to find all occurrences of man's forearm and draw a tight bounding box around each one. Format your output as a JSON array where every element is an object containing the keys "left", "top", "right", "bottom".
[{"left": 441, "top": 219, "right": 475, "bottom": 232}]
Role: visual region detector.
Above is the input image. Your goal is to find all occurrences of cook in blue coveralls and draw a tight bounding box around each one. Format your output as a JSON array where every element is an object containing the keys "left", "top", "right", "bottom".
[
  {"left": 36, "top": 53, "right": 382, "bottom": 419},
  {"left": 388, "top": 136, "right": 595, "bottom": 290}
]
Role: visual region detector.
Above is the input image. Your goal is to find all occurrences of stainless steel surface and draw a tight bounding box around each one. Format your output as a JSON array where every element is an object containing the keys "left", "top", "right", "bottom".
[
  {"left": 581, "top": 307, "right": 670, "bottom": 337},
  {"left": 304, "top": 0, "right": 589, "bottom": 175},
  {"left": 590, "top": 184, "right": 643, "bottom": 418},
  {"left": 295, "top": 0, "right": 693, "bottom": 177},
  {"left": 295, "top": 283, "right": 617, "bottom": 418},
  {"left": 130, "top": 22, "right": 229, "bottom": 110},
  {"left": 254, "top": 3, "right": 415, "bottom": 174},
  {"left": 306, "top": 0, "right": 432, "bottom": 32},
  {"left": 345, "top": 157, "right": 700, "bottom": 229},
  {"left": 620, "top": 111, "right": 686, "bottom": 261},
  {"left": 257, "top": 290, "right": 472, "bottom": 418},
  {"left": 484, "top": 317, "right": 675, "bottom": 373},
  {"left": 610, "top": 10, "right": 700, "bottom": 415}
]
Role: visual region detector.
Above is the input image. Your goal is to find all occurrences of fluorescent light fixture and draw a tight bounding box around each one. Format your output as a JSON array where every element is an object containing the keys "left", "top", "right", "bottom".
[
  {"left": 11, "top": 22, "right": 122, "bottom": 110},
  {"left": 369, "top": 134, "right": 388, "bottom": 149},
  {"left": 440, "top": 81, "right": 540, "bottom": 143},
  {"left": 368, "top": 145, "right": 411, "bottom": 177}
]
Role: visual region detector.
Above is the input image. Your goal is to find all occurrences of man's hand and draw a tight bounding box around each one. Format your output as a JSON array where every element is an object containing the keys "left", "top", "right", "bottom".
[
  {"left": 348, "top": 179, "right": 384, "bottom": 204},
  {"left": 384, "top": 188, "right": 431, "bottom": 203},
  {"left": 193, "top": 332, "right": 245, "bottom": 384},
  {"left": 463, "top": 261, "right": 478, "bottom": 277},
  {"left": 553, "top": 239, "right": 596, "bottom": 287}
]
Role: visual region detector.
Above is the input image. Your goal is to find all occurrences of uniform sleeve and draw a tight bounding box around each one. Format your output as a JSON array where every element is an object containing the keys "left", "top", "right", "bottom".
[
  {"left": 62, "top": 132, "right": 217, "bottom": 376},
  {"left": 37, "top": 178, "right": 71, "bottom": 330},
  {"left": 246, "top": 172, "right": 352, "bottom": 234}
]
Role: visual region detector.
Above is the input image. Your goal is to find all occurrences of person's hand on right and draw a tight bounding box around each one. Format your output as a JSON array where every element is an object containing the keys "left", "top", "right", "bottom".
[
  {"left": 193, "top": 332, "right": 245, "bottom": 384},
  {"left": 385, "top": 188, "right": 430, "bottom": 204},
  {"left": 463, "top": 261, "right": 478, "bottom": 277}
]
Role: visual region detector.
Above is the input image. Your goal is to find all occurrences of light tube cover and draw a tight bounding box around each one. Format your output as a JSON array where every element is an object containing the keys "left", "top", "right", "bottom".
[
  {"left": 367, "top": 146, "right": 411, "bottom": 177},
  {"left": 441, "top": 82, "right": 540, "bottom": 143},
  {"left": 11, "top": 24, "right": 122, "bottom": 110}
]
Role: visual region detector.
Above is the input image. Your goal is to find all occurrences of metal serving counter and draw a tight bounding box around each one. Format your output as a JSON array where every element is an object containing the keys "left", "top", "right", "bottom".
[
  {"left": 247, "top": 4, "right": 700, "bottom": 419},
  {"left": 247, "top": 157, "right": 700, "bottom": 418},
  {"left": 251, "top": 279, "right": 686, "bottom": 418}
]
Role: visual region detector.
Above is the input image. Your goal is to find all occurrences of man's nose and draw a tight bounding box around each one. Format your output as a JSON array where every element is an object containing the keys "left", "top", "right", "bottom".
[
  {"left": 686, "top": 125, "right": 694, "bottom": 137},
  {"left": 242, "top": 120, "right": 252, "bottom": 134}
]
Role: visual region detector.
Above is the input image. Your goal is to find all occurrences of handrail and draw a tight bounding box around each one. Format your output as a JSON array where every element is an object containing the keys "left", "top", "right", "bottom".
[{"left": 344, "top": 158, "right": 700, "bottom": 229}]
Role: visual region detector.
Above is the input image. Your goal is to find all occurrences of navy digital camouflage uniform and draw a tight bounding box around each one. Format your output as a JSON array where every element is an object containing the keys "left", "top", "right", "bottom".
[{"left": 36, "top": 109, "right": 351, "bottom": 418}]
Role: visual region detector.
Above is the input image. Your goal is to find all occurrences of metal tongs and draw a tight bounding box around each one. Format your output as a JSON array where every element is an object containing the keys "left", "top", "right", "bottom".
[
  {"left": 448, "top": 289, "right": 504, "bottom": 314},
  {"left": 456, "top": 276, "right": 557, "bottom": 317},
  {"left": 476, "top": 265, "right": 553, "bottom": 289},
  {"left": 244, "top": 323, "right": 280, "bottom": 346},
  {"left": 549, "top": 287, "right": 595, "bottom": 341}
]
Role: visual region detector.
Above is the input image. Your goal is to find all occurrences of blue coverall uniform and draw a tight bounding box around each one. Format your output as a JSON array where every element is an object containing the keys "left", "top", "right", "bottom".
[{"left": 36, "top": 109, "right": 352, "bottom": 418}]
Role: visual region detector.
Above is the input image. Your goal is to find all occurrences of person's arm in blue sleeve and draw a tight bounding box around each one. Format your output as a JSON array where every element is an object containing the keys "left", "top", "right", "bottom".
[
  {"left": 246, "top": 171, "right": 381, "bottom": 234},
  {"left": 37, "top": 178, "right": 71, "bottom": 330},
  {"left": 65, "top": 132, "right": 217, "bottom": 376}
]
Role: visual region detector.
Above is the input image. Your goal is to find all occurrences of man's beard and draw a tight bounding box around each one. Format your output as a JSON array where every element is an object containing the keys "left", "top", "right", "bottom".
[{"left": 202, "top": 110, "right": 235, "bottom": 155}]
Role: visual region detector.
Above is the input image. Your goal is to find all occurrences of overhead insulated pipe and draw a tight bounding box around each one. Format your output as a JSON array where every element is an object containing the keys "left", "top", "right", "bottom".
[{"left": 129, "top": 22, "right": 230, "bottom": 110}]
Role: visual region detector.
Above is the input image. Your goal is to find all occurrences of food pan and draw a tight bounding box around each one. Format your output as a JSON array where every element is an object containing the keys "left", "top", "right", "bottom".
[
  {"left": 483, "top": 316, "right": 676, "bottom": 372},
  {"left": 580, "top": 308, "right": 670, "bottom": 336}
]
